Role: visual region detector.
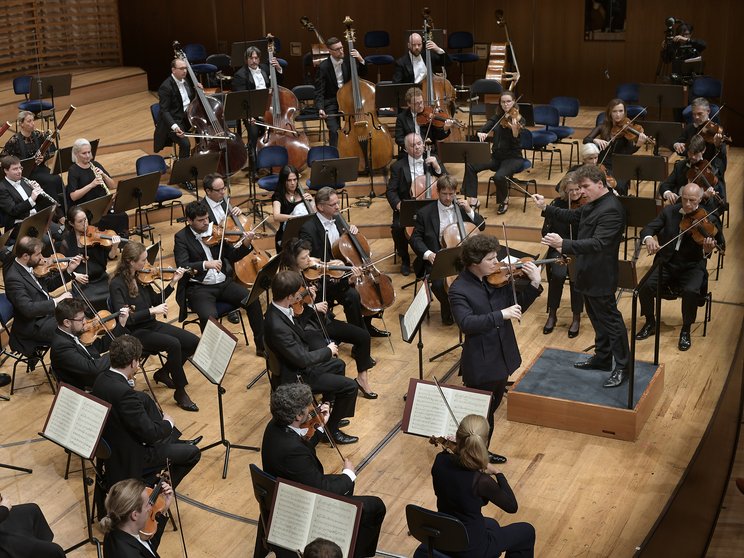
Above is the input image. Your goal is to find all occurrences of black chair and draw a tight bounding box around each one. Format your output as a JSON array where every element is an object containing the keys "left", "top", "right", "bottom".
[
  {"left": 292, "top": 84, "right": 324, "bottom": 140},
  {"left": 181, "top": 300, "right": 249, "bottom": 346},
  {"left": 249, "top": 463, "right": 278, "bottom": 558},
  {"left": 406, "top": 504, "right": 469, "bottom": 558},
  {"left": 467, "top": 79, "right": 503, "bottom": 137}
]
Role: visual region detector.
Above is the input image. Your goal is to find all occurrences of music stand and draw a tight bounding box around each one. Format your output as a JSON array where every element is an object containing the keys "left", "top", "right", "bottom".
[
  {"left": 399, "top": 281, "right": 432, "bottom": 381},
  {"left": 310, "top": 157, "right": 359, "bottom": 189},
  {"left": 113, "top": 172, "right": 160, "bottom": 243},
  {"left": 11, "top": 207, "right": 54, "bottom": 254},
  {"left": 20, "top": 157, "right": 37, "bottom": 179},
  {"left": 280, "top": 214, "right": 315, "bottom": 248},
  {"left": 28, "top": 74, "right": 72, "bottom": 136},
  {"left": 638, "top": 83, "right": 685, "bottom": 121},
  {"left": 612, "top": 154, "right": 667, "bottom": 198},
  {"left": 52, "top": 139, "right": 99, "bottom": 175},
  {"left": 168, "top": 151, "right": 220, "bottom": 201},
  {"left": 618, "top": 196, "right": 659, "bottom": 259},
  {"left": 146, "top": 240, "right": 160, "bottom": 265},
  {"left": 438, "top": 142, "right": 491, "bottom": 173},
  {"left": 375, "top": 82, "right": 416, "bottom": 113},
  {"left": 641, "top": 121, "right": 683, "bottom": 156},
  {"left": 77, "top": 194, "right": 113, "bottom": 227},
  {"left": 428, "top": 246, "right": 464, "bottom": 362}
]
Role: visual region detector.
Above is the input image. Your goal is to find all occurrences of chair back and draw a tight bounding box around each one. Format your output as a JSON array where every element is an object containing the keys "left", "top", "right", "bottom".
[
  {"left": 470, "top": 78, "right": 503, "bottom": 97},
  {"left": 617, "top": 259, "right": 638, "bottom": 290},
  {"left": 13, "top": 76, "right": 31, "bottom": 96},
  {"left": 690, "top": 76, "right": 722, "bottom": 100},
  {"left": 150, "top": 103, "right": 160, "bottom": 127},
  {"left": 249, "top": 464, "right": 277, "bottom": 521},
  {"left": 364, "top": 30, "right": 390, "bottom": 49},
  {"left": 136, "top": 154, "right": 167, "bottom": 176},
  {"left": 292, "top": 84, "right": 316, "bottom": 102},
  {"left": 519, "top": 129, "right": 534, "bottom": 150},
  {"left": 681, "top": 103, "right": 720, "bottom": 125},
  {"left": 182, "top": 43, "right": 208, "bottom": 63},
  {"left": 533, "top": 104, "right": 560, "bottom": 127},
  {"left": 206, "top": 53, "right": 231, "bottom": 71},
  {"left": 256, "top": 146, "right": 289, "bottom": 171},
  {"left": 307, "top": 145, "right": 340, "bottom": 166},
  {"left": 406, "top": 504, "right": 469, "bottom": 554},
  {"left": 448, "top": 31, "right": 474, "bottom": 50},
  {"left": 550, "top": 96, "right": 580, "bottom": 118},
  {"left": 615, "top": 82, "right": 640, "bottom": 103},
  {"left": 0, "top": 293, "right": 14, "bottom": 331}
]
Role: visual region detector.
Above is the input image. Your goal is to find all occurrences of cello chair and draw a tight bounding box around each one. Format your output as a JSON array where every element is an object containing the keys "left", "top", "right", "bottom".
[
  {"left": 182, "top": 43, "right": 218, "bottom": 85},
  {"left": 364, "top": 30, "right": 395, "bottom": 83},
  {"left": 448, "top": 32, "right": 480, "bottom": 93},
  {"left": 406, "top": 504, "right": 469, "bottom": 558},
  {"left": 486, "top": 157, "right": 536, "bottom": 212},
  {"left": 467, "top": 79, "right": 503, "bottom": 138},
  {"left": 534, "top": 104, "right": 578, "bottom": 168},
  {"left": 305, "top": 145, "right": 350, "bottom": 214},
  {"left": 13, "top": 75, "right": 55, "bottom": 130},
  {"left": 135, "top": 155, "right": 185, "bottom": 226}
]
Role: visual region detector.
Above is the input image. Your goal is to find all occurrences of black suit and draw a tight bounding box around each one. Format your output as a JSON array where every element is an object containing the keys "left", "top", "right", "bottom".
[
  {"left": 0, "top": 177, "right": 57, "bottom": 232},
  {"left": 543, "top": 191, "right": 629, "bottom": 368},
  {"left": 314, "top": 56, "right": 367, "bottom": 147},
  {"left": 261, "top": 419, "right": 385, "bottom": 558},
  {"left": 50, "top": 325, "right": 125, "bottom": 390},
  {"left": 0, "top": 503, "right": 65, "bottom": 558},
  {"left": 232, "top": 63, "right": 279, "bottom": 160},
  {"left": 392, "top": 50, "right": 447, "bottom": 84},
  {"left": 659, "top": 158, "right": 723, "bottom": 200},
  {"left": 154, "top": 75, "right": 194, "bottom": 158},
  {"left": 103, "top": 529, "right": 160, "bottom": 558},
  {"left": 410, "top": 201, "right": 485, "bottom": 322},
  {"left": 394, "top": 109, "right": 450, "bottom": 156}
]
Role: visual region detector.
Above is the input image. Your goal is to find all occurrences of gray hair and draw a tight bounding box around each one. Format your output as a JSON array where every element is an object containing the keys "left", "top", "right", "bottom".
[{"left": 270, "top": 383, "right": 314, "bottom": 425}]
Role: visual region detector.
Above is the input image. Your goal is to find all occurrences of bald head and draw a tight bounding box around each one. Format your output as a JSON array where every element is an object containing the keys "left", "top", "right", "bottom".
[
  {"left": 408, "top": 33, "right": 424, "bottom": 56},
  {"left": 681, "top": 183, "right": 703, "bottom": 200}
]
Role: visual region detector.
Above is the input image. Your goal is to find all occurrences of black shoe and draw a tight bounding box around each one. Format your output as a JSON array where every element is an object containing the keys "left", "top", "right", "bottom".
[
  {"left": 330, "top": 430, "right": 359, "bottom": 445},
  {"left": 181, "top": 435, "right": 203, "bottom": 446},
  {"left": 355, "top": 378, "right": 378, "bottom": 400},
  {"left": 0, "top": 373, "right": 10, "bottom": 388},
  {"left": 153, "top": 370, "right": 176, "bottom": 389},
  {"left": 574, "top": 356, "right": 612, "bottom": 371},
  {"left": 678, "top": 330, "right": 691, "bottom": 351},
  {"left": 442, "top": 315, "right": 455, "bottom": 326},
  {"left": 227, "top": 310, "right": 240, "bottom": 324},
  {"left": 497, "top": 202, "right": 509, "bottom": 215},
  {"left": 174, "top": 395, "right": 199, "bottom": 412},
  {"left": 183, "top": 181, "right": 196, "bottom": 193},
  {"left": 367, "top": 324, "right": 390, "bottom": 337},
  {"left": 635, "top": 321, "right": 656, "bottom": 340},
  {"left": 256, "top": 348, "right": 266, "bottom": 358},
  {"left": 543, "top": 313, "right": 556, "bottom": 334},
  {"left": 568, "top": 316, "right": 580, "bottom": 338},
  {"left": 488, "top": 452, "right": 507, "bottom": 464},
  {"left": 338, "top": 419, "right": 350, "bottom": 428},
  {"left": 400, "top": 262, "right": 411, "bottom": 276},
  {"left": 603, "top": 368, "right": 627, "bottom": 388}
]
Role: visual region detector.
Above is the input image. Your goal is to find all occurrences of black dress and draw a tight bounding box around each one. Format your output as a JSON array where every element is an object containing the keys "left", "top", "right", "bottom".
[
  {"left": 59, "top": 228, "right": 112, "bottom": 311},
  {"left": 271, "top": 191, "right": 307, "bottom": 251},
  {"left": 67, "top": 162, "right": 129, "bottom": 234}
]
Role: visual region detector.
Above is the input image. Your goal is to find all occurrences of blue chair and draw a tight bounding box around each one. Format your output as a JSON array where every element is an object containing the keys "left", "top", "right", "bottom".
[
  {"left": 364, "top": 31, "right": 395, "bottom": 83},
  {"left": 467, "top": 78, "right": 503, "bottom": 136},
  {"left": 407, "top": 504, "right": 469, "bottom": 558},
  {"left": 255, "top": 146, "right": 289, "bottom": 194},
  {"left": 182, "top": 43, "right": 218, "bottom": 85},
  {"left": 135, "top": 155, "right": 184, "bottom": 225},
  {"left": 305, "top": 145, "right": 349, "bottom": 213},
  {"left": 448, "top": 31, "right": 479, "bottom": 92},
  {"left": 13, "top": 76, "right": 55, "bottom": 127},
  {"left": 205, "top": 53, "right": 232, "bottom": 89},
  {"left": 486, "top": 158, "right": 536, "bottom": 212},
  {"left": 521, "top": 127, "right": 561, "bottom": 179},
  {"left": 690, "top": 76, "right": 722, "bottom": 101},
  {"left": 292, "top": 84, "right": 324, "bottom": 140},
  {"left": 534, "top": 104, "right": 578, "bottom": 168},
  {"left": 614, "top": 83, "right": 644, "bottom": 119},
  {"left": 681, "top": 103, "right": 721, "bottom": 125}
]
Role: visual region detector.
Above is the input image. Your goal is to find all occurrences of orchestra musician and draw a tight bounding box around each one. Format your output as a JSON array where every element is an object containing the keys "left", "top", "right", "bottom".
[
  {"left": 411, "top": 175, "right": 485, "bottom": 326},
  {"left": 50, "top": 298, "right": 129, "bottom": 390},
  {"left": 660, "top": 135, "right": 723, "bottom": 204},
  {"left": 272, "top": 164, "right": 315, "bottom": 252},
  {"left": 314, "top": 36, "right": 367, "bottom": 148},
  {"left": 153, "top": 58, "right": 194, "bottom": 182},
  {"left": 304, "top": 539, "right": 343, "bottom": 558},
  {"left": 279, "top": 238, "right": 378, "bottom": 399},
  {"left": 635, "top": 183, "right": 722, "bottom": 352},
  {"left": 174, "top": 200, "right": 266, "bottom": 356},
  {"left": 533, "top": 164, "right": 630, "bottom": 388},
  {"left": 448, "top": 235, "right": 542, "bottom": 463},
  {"left": 0, "top": 494, "right": 65, "bottom": 558},
  {"left": 541, "top": 173, "right": 583, "bottom": 337},
  {"left": 263, "top": 271, "right": 359, "bottom": 445},
  {"left": 394, "top": 87, "right": 452, "bottom": 157},
  {"left": 431, "top": 414, "right": 535, "bottom": 558},
  {"left": 462, "top": 90, "right": 525, "bottom": 213},
  {"left": 100, "top": 478, "right": 173, "bottom": 558},
  {"left": 109, "top": 241, "right": 200, "bottom": 412},
  {"left": 299, "top": 187, "right": 390, "bottom": 338},
  {"left": 392, "top": 32, "right": 447, "bottom": 85},
  {"left": 261, "top": 383, "right": 385, "bottom": 557},
  {"left": 386, "top": 132, "right": 443, "bottom": 276}
]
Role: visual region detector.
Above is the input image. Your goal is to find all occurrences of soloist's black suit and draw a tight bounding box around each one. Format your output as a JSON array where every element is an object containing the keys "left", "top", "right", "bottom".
[
  {"left": 392, "top": 50, "right": 447, "bottom": 84},
  {"left": 314, "top": 56, "right": 367, "bottom": 147},
  {"left": 50, "top": 324, "right": 126, "bottom": 390},
  {"left": 261, "top": 419, "right": 385, "bottom": 558},
  {"left": 154, "top": 75, "right": 194, "bottom": 158},
  {"left": 0, "top": 503, "right": 65, "bottom": 558},
  {"left": 103, "top": 529, "right": 160, "bottom": 558}
]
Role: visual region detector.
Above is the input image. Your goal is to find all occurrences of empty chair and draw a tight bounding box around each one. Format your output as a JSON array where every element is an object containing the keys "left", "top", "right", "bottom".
[
  {"left": 550, "top": 96, "right": 580, "bottom": 125},
  {"left": 135, "top": 155, "right": 184, "bottom": 225},
  {"left": 255, "top": 145, "right": 289, "bottom": 194},
  {"left": 182, "top": 43, "right": 218, "bottom": 84},
  {"left": 13, "top": 76, "right": 55, "bottom": 128},
  {"left": 364, "top": 30, "right": 395, "bottom": 83},
  {"left": 534, "top": 104, "right": 578, "bottom": 168},
  {"left": 447, "top": 31, "right": 480, "bottom": 92},
  {"left": 468, "top": 78, "right": 504, "bottom": 136},
  {"left": 690, "top": 76, "right": 722, "bottom": 101},
  {"left": 292, "top": 84, "right": 323, "bottom": 140},
  {"left": 205, "top": 53, "right": 232, "bottom": 89}
]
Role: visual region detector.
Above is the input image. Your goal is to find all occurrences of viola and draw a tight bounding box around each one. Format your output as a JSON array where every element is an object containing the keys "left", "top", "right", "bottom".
[
  {"left": 77, "top": 225, "right": 125, "bottom": 248},
  {"left": 33, "top": 253, "right": 76, "bottom": 277},
  {"left": 139, "top": 474, "right": 170, "bottom": 541},
  {"left": 698, "top": 120, "right": 732, "bottom": 145},
  {"left": 598, "top": 163, "right": 617, "bottom": 190},
  {"left": 302, "top": 256, "right": 353, "bottom": 281},
  {"left": 679, "top": 207, "right": 719, "bottom": 248},
  {"left": 136, "top": 267, "right": 196, "bottom": 284},
  {"left": 222, "top": 210, "right": 273, "bottom": 287},
  {"left": 611, "top": 117, "right": 655, "bottom": 145},
  {"left": 486, "top": 256, "right": 569, "bottom": 288},
  {"left": 79, "top": 310, "right": 122, "bottom": 346}
]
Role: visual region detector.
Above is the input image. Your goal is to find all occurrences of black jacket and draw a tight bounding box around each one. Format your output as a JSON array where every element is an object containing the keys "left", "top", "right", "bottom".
[
  {"left": 153, "top": 75, "right": 194, "bottom": 153},
  {"left": 314, "top": 56, "right": 367, "bottom": 108}
]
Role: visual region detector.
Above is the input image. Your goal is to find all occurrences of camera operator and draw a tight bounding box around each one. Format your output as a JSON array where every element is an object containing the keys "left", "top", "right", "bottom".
[{"left": 661, "top": 18, "right": 706, "bottom": 64}]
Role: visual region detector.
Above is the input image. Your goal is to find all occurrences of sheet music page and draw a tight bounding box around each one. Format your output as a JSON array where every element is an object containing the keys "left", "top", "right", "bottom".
[
  {"left": 307, "top": 495, "right": 358, "bottom": 558},
  {"left": 444, "top": 389, "right": 492, "bottom": 436},
  {"left": 44, "top": 385, "right": 109, "bottom": 459},
  {"left": 267, "top": 482, "right": 314, "bottom": 552},
  {"left": 191, "top": 319, "right": 237, "bottom": 384},
  {"left": 43, "top": 386, "right": 79, "bottom": 448},
  {"left": 402, "top": 285, "right": 430, "bottom": 341},
  {"left": 406, "top": 382, "right": 447, "bottom": 436}
]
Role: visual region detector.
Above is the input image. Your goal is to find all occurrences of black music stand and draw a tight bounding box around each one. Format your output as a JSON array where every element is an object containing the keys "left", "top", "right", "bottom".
[
  {"left": 113, "top": 173, "right": 160, "bottom": 243},
  {"left": 638, "top": 83, "right": 685, "bottom": 121},
  {"left": 612, "top": 154, "right": 667, "bottom": 198},
  {"left": 428, "top": 246, "right": 464, "bottom": 362},
  {"left": 146, "top": 241, "right": 160, "bottom": 265},
  {"left": 281, "top": 214, "right": 315, "bottom": 247},
  {"left": 77, "top": 194, "right": 113, "bottom": 227},
  {"left": 618, "top": 196, "right": 659, "bottom": 259},
  {"left": 640, "top": 121, "right": 683, "bottom": 156},
  {"left": 20, "top": 157, "right": 37, "bottom": 179},
  {"left": 168, "top": 151, "right": 220, "bottom": 202},
  {"left": 28, "top": 74, "right": 72, "bottom": 136},
  {"left": 52, "top": 139, "right": 99, "bottom": 175},
  {"left": 11, "top": 207, "right": 54, "bottom": 254},
  {"left": 438, "top": 142, "right": 491, "bottom": 177},
  {"left": 310, "top": 156, "right": 360, "bottom": 209},
  {"left": 375, "top": 82, "right": 416, "bottom": 114},
  {"left": 398, "top": 199, "right": 437, "bottom": 290}
]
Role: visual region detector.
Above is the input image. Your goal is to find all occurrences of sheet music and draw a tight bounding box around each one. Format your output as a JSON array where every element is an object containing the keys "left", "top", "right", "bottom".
[
  {"left": 401, "top": 284, "right": 430, "bottom": 341},
  {"left": 268, "top": 483, "right": 314, "bottom": 553},
  {"left": 191, "top": 318, "right": 237, "bottom": 384},
  {"left": 307, "top": 495, "right": 357, "bottom": 558},
  {"left": 43, "top": 385, "right": 109, "bottom": 459}
]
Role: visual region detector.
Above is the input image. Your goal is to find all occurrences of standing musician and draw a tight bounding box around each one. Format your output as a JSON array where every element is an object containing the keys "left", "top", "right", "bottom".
[
  {"left": 299, "top": 187, "right": 389, "bottom": 338},
  {"left": 154, "top": 58, "right": 194, "bottom": 171},
  {"left": 263, "top": 271, "right": 359, "bottom": 444},
  {"left": 314, "top": 36, "right": 367, "bottom": 148},
  {"left": 541, "top": 173, "right": 583, "bottom": 338},
  {"left": 431, "top": 414, "right": 536, "bottom": 558},
  {"left": 271, "top": 165, "right": 315, "bottom": 252},
  {"left": 635, "top": 183, "right": 722, "bottom": 352},
  {"left": 261, "top": 383, "right": 386, "bottom": 558},
  {"left": 0, "top": 495, "right": 65, "bottom": 558},
  {"left": 109, "top": 241, "right": 200, "bottom": 412},
  {"left": 448, "top": 236, "right": 542, "bottom": 463},
  {"left": 0, "top": 110, "right": 64, "bottom": 205},
  {"left": 394, "top": 87, "right": 453, "bottom": 157},
  {"left": 392, "top": 32, "right": 447, "bottom": 85},
  {"left": 533, "top": 164, "right": 630, "bottom": 388},
  {"left": 411, "top": 175, "right": 485, "bottom": 326},
  {"left": 462, "top": 90, "right": 525, "bottom": 214},
  {"left": 50, "top": 298, "right": 129, "bottom": 390},
  {"left": 174, "top": 200, "right": 266, "bottom": 356},
  {"left": 583, "top": 98, "right": 649, "bottom": 196},
  {"left": 279, "top": 238, "right": 377, "bottom": 399},
  {"left": 386, "top": 132, "right": 443, "bottom": 276},
  {"left": 660, "top": 135, "right": 723, "bottom": 204},
  {"left": 100, "top": 478, "right": 173, "bottom": 558}
]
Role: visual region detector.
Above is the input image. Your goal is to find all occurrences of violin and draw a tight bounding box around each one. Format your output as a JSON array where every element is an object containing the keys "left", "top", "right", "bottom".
[
  {"left": 139, "top": 473, "right": 170, "bottom": 541},
  {"left": 687, "top": 159, "right": 718, "bottom": 190},
  {"left": 598, "top": 163, "right": 617, "bottom": 190},
  {"left": 201, "top": 223, "right": 246, "bottom": 246},
  {"left": 136, "top": 267, "right": 196, "bottom": 284},
  {"left": 77, "top": 225, "right": 124, "bottom": 248},
  {"left": 500, "top": 106, "right": 524, "bottom": 130},
  {"left": 79, "top": 309, "right": 123, "bottom": 346},
  {"left": 415, "top": 106, "right": 465, "bottom": 130},
  {"left": 486, "top": 256, "right": 569, "bottom": 288},
  {"left": 290, "top": 288, "right": 315, "bottom": 317},
  {"left": 224, "top": 210, "right": 272, "bottom": 287},
  {"left": 611, "top": 117, "right": 655, "bottom": 145},
  {"left": 33, "top": 253, "right": 77, "bottom": 277},
  {"left": 429, "top": 435, "right": 457, "bottom": 453},
  {"left": 679, "top": 207, "right": 720, "bottom": 249},
  {"left": 698, "top": 120, "right": 732, "bottom": 145},
  {"left": 302, "top": 256, "right": 354, "bottom": 281},
  {"left": 299, "top": 406, "right": 325, "bottom": 441}
]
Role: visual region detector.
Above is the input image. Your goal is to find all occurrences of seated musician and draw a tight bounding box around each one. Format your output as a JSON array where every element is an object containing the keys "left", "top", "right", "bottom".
[
  {"left": 386, "top": 132, "right": 443, "bottom": 276},
  {"left": 299, "top": 186, "right": 389, "bottom": 338},
  {"left": 462, "top": 90, "right": 525, "bottom": 213},
  {"left": 0, "top": 494, "right": 65, "bottom": 558},
  {"left": 271, "top": 165, "right": 315, "bottom": 252},
  {"left": 0, "top": 111, "right": 64, "bottom": 205},
  {"left": 100, "top": 478, "right": 173, "bottom": 558},
  {"left": 263, "top": 270, "right": 359, "bottom": 444},
  {"left": 673, "top": 98, "right": 727, "bottom": 191},
  {"left": 154, "top": 58, "right": 194, "bottom": 162},
  {"left": 394, "top": 87, "right": 452, "bottom": 157},
  {"left": 662, "top": 135, "right": 724, "bottom": 204},
  {"left": 410, "top": 175, "right": 485, "bottom": 325},
  {"left": 635, "top": 183, "right": 722, "bottom": 352},
  {"left": 174, "top": 200, "right": 266, "bottom": 356},
  {"left": 3, "top": 236, "right": 81, "bottom": 355},
  {"left": 279, "top": 238, "right": 377, "bottom": 399},
  {"left": 304, "top": 539, "right": 343, "bottom": 558},
  {"left": 314, "top": 37, "right": 367, "bottom": 148},
  {"left": 109, "top": 241, "right": 199, "bottom": 411},
  {"left": 261, "top": 383, "right": 385, "bottom": 557},
  {"left": 583, "top": 98, "right": 649, "bottom": 196},
  {"left": 392, "top": 32, "right": 447, "bottom": 85},
  {"left": 50, "top": 298, "right": 129, "bottom": 390}
]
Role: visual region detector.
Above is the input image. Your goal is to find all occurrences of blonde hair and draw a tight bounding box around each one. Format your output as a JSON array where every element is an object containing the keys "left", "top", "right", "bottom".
[
  {"left": 17, "top": 110, "right": 35, "bottom": 125},
  {"left": 71, "top": 138, "right": 92, "bottom": 163},
  {"left": 557, "top": 172, "right": 579, "bottom": 201},
  {"left": 99, "top": 479, "right": 146, "bottom": 534},
  {"left": 113, "top": 241, "right": 147, "bottom": 298},
  {"left": 456, "top": 414, "right": 490, "bottom": 471}
]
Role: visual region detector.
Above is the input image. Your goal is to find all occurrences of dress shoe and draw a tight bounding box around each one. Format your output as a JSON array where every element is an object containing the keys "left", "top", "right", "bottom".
[
  {"left": 367, "top": 324, "right": 390, "bottom": 338},
  {"left": 354, "top": 378, "right": 378, "bottom": 400},
  {"left": 568, "top": 315, "right": 581, "bottom": 338},
  {"left": 152, "top": 370, "right": 175, "bottom": 389},
  {"left": 338, "top": 419, "right": 350, "bottom": 428},
  {"left": 488, "top": 452, "right": 507, "bottom": 464},
  {"left": 400, "top": 262, "right": 411, "bottom": 276},
  {"left": 180, "top": 435, "right": 203, "bottom": 446},
  {"left": 0, "top": 373, "right": 10, "bottom": 388},
  {"left": 227, "top": 310, "right": 241, "bottom": 324},
  {"left": 635, "top": 321, "right": 656, "bottom": 340},
  {"left": 182, "top": 181, "right": 196, "bottom": 193},
  {"left": 330, "top": 430, "right": 359, "bottom": 445},
  {"left": 678, "top": 330, "right": 692, "bottom": 351},
  {"left": 603, "top": 368, "right": 627, "bottom": 388},
  {"left": 174, "top": 391, "right": 199, "bottom": 412},
  {"left": 497, "top": 202, "right": 509, "bottom": 215},
  {"left": 542, "top": 313, "right": 556, "bottom": 334},
  {"left": 574, "top": 356, "right": 612, "bottom": 371},
  {"left": 256, "top": 348, "right": 267, "bottom": 359}
]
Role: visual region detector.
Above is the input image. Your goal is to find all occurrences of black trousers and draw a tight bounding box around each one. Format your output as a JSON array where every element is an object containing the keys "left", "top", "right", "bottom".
[
  {"left": 168, "top": 126, "right": 192, "bottom": 159},
  {"left": 639, "top": 258, "right": 706, "bottom": 328},
  {"left": 583, "top": 293, "right": 629, "bottom": 369},
  {"left": 0, "top": 503, "right": 65, "bottom": 558},
  {"left": 301, "top": 358, "right": 356, "bottom": 431},
  {"left": 462, "top": 156, "right": 525, "bottom": 199},
  {"left": 323, "top": 101, "right": 340, "bottom": 147},
  {"left": 325, "top": 280, "right": 364, "bottom": 330},
  {"left": 486, "top": 517, "right": 536, "bottom": 558},
  {"left": 348, "top": 493, "right": 386, "bottom": 558},
  {"left": 546, "top": 260, "right": 584, "bottom": 314},
  {"left": 305, "top": 316, "right": 374, "bottom": 373},
  {"left": 131, "top": 320, "right": 199, "bottom": 389},
  {"left": 391, "top": 210, "right": 411, "bottom": 266},
  {"left": 467, "top": 378, "right": 508, "bottom": 445}
]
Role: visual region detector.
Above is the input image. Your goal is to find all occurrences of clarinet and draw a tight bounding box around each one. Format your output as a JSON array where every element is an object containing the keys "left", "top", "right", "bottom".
[{"left": 22, "top": 177, "right": 58, "bottom": 205}]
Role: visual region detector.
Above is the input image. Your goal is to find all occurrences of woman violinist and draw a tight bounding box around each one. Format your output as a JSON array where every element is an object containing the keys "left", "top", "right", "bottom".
[
  {"left": 109, "top": 241, "right": 200, "bottom": 411},
  {"left": 272, "top": 165, "right": 315, "bottom": 252},
  {"left": 431, "top": 414, "right": 536, "bottom": 558},
  {"left": 540, "top": 173, "right": 583, "bottom": 338},
  {"left": 280, "top": 238, "right": 378, "bottom": 399},
  {"left": 448, "top": 235, "right": 542, "bottom": 463},
  {"left": 583, "top": 98, "right": 649, "bottom": 195}
]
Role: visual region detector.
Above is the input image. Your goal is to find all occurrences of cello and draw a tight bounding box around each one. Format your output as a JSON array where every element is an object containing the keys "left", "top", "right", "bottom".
[
  {"left": 336, "top": 17, "right": 394, "bottom": 172},
  {"left": 257, "top": 34, "right": 310, "bottom": 171},
  {"left": 173, "top": 41, "right": 247, "bottom": 176}
]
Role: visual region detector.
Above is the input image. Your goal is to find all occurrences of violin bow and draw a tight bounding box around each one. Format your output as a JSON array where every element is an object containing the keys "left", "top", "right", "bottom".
[
  {"left": 301, "top": 274, "right": 332, "bottom": 345},
  {"left": 46, "top": 229, "right": 69, "bottom": 295},
  {"left": 158, "top": 236, "right": 167, "bottom": 319},
  {"left": 657, "top": 205, "right": 722, "bottom": 252},
  {"left": 163, "top": 458, "right": 190, "bottom": 558},
  {"left": 501, "top": 222, "right": 520, "bottom": 323},
  {"left": 485, "top": 94, "right": 524, "bottom": 135},
  {"left": 597, "top": 107, "right": 648, "bottom": 167},
  {"left": 433, "top": 376, "right": 460, "bottom": 430}
]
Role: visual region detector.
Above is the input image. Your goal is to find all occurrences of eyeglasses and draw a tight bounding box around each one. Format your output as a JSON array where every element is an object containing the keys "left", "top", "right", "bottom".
[{"left": 328, "top": 46, "right": 343, "bottom": 52}]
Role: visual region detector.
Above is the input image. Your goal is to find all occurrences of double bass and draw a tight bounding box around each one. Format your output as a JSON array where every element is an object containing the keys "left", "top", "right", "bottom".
[
  {"left": 257, "top": 34, "right": 310, "bottom": 171},
  {"left": 486, "top": 10, "right": 521, "bottom": 91},
  {"left": 173, "top": 41, "right": 247, "bottom": 176},
  {"left": 300, "top": 16, "right": 330, "bottom": 68},
  {"left": 336, "top": 17, "right": 394, "bottom": 172}
]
